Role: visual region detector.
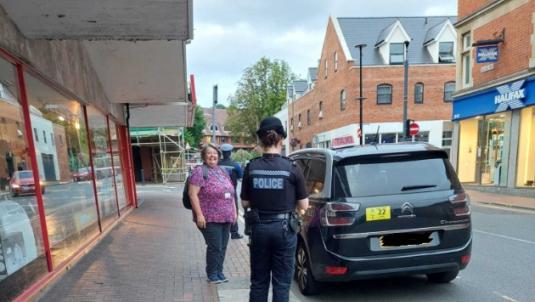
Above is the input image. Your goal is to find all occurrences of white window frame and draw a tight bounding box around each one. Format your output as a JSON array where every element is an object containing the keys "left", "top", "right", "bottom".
[{"left": 461, "top": 32, "right": 472, "bottom": 88}]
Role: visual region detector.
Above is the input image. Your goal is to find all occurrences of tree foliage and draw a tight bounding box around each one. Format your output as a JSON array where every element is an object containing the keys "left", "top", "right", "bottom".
[
  {"left": 185, "top": 105, "right": 205, "bottom": 148},
  {"left": 226, "top": 57, "right": 294, "bottom": 142}
]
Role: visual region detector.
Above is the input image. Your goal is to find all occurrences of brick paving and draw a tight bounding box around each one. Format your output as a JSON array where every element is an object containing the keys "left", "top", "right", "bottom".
[{"left": 38, "top": 185, "right": 250, "bottom": 302}]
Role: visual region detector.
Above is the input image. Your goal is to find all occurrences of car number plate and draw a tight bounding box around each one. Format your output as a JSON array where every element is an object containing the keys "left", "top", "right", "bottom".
[{"left": 366, "top": 206, "right": 391, "bottom": 221}]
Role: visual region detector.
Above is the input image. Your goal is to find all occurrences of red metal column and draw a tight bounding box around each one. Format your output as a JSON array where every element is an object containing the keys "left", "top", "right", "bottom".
[
  {"left": 15, "top": 63, "right": 53, "bottom": 272},
  {"left": 117, "top": 126, "right": 131, "bottom": 206},
  {"left": 106, "top": 116, "right": 121, "bottom": 217},
  {"left": 127, "top": 130, "right": 138, "bottom": 208},
  {"left": 83, "top": 106, "right": 103, "bottom": 233}
]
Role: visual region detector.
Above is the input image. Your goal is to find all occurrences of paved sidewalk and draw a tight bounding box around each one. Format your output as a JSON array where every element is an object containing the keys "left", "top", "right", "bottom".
[
  {"left": 38, "top": 185, "right": 235, "bottom": 302},
  {"left": 466, "top": 189, "right": 535, "bottom": 210}
]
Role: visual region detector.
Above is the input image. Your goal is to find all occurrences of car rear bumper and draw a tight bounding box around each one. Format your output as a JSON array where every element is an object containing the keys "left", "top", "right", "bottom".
[{"left": 312, "top": 238, "right": 472, "bottom": 282}]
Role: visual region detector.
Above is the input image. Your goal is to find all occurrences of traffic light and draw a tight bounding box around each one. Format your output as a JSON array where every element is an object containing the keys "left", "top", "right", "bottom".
[{"left": 404, "top": 119, "right": 413, "bottom": 138}]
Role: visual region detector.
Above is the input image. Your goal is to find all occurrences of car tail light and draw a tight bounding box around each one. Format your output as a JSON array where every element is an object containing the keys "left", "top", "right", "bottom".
[
  {"left": 324, "top": 266, "right": 348, "bottom": 275},
  {"left": 449, "top": 192, "right": 471, "bottom": 217},
  {"left": 320, "top": 202, "right": 359, "bottom": 226},
  {"left": 461, "top": 254, "right": 471, "bottom": 266}
]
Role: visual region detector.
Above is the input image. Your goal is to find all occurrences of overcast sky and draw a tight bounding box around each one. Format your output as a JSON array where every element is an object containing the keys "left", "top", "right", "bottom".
[{"left": 187, "top": 0, "right": 456, "bottom": 108}]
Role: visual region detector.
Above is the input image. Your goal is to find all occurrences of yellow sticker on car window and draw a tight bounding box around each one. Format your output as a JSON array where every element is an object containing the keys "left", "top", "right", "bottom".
[{"left": 366, "top": 206, "right": 391, "bottom": 221}]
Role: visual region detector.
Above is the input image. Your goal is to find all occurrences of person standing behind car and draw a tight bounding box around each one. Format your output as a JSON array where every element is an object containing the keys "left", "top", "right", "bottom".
[
  {"left": 241, "top": 117, "right": 309, "bottom": 302},
  {"left": 218, "top": 143, "right": 244, "bottom": 239},
  {"left": 189, "top": 143, "right": 237, "bottom": 284}
]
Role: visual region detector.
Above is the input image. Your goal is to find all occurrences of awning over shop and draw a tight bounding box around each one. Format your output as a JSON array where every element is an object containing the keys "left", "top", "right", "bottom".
[{"left": 0, "top": 0, "right": 194, "bottom": 127}]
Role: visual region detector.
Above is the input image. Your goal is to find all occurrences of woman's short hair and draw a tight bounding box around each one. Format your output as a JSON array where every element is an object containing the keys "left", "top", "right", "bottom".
[{"left": 200, "top": 143, "right": 221, "bottom": 161}]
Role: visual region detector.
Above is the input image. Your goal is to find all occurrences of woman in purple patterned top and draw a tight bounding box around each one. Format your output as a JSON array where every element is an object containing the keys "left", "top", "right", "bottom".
[{"left": 188, "top": 143, "right": 236, "bottom": 284}]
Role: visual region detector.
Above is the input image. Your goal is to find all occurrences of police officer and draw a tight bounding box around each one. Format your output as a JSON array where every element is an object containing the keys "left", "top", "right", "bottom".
[
  {"left": 219, "top": 143, "right": 244, "bottom": 239},
  {"left": 241, "top": 117, "right": 309, "bottom": 302}
]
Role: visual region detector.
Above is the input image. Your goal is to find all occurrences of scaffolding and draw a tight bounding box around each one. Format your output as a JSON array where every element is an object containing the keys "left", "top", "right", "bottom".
[{"left": 130, "top": 127, "right": 189, "bottom": 183}]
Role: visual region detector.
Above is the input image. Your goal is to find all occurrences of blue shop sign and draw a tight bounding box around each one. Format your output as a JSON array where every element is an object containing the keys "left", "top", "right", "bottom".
[
  {"left": 476, "top": 45, "right": 499, "bottom": 63},
  {"left": 453, "top": 77, "right": 535, "bottom": 120}
]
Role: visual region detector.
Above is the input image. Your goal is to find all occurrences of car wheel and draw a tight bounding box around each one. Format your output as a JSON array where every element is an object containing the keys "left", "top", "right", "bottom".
[
  {"left": 427, "top": 270, "right": 459, "bottom": 283},
  {"left": 296, "top": 242, "right": 321, "bottom": 295}
]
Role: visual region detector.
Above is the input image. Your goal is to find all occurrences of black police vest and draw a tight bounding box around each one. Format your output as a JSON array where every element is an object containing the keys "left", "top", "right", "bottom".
[{"left": 247, "top": 155, "right": 296, "bottom": 213}]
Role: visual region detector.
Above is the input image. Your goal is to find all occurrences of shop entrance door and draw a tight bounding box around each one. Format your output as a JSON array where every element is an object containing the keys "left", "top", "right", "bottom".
[{"left": 479, "top": 114, "right": 506, "bottom": 185}]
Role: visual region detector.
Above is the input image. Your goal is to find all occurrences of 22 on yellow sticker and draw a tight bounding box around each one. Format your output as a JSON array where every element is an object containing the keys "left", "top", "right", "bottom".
[{"left": 366, "top": 206, "right": 391, "bottom": 221}]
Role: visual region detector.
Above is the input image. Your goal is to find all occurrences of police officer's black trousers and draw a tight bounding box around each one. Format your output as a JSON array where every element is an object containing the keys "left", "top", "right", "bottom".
[{"left": 249, "top": 220, "right": 297, "bottom": 302}]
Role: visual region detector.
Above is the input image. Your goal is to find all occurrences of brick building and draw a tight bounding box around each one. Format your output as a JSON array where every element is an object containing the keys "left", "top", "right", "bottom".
[
  {"left": 201, "top": 107, "right": 253, "bottom": 149},
  {"left": 288, "top": 16, "right": 458, "bottom": 154},
  {"left": 451, "top": 0, "right": 535, "bottom": 194}
]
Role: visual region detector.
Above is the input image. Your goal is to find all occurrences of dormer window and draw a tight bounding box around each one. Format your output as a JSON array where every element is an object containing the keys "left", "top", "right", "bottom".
[
  {"left": 390, "top": 43, "right": 404, "bottom": 64},
  {"left": 439, "top": 42, "right": 454, "bottom": 63}
]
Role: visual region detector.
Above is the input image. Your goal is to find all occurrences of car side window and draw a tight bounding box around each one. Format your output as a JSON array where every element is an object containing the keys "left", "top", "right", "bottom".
[
  {"left": 305, "top": 157, "right": 326, "bottom": 196},
  {"left": 293, "top": 158, "right": 309, "bottom": 179}
]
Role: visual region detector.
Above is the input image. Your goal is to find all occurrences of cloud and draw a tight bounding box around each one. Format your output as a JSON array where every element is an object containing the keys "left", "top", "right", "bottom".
[{"left": 187, "top": 1, "right": 457, "bottom": 108}]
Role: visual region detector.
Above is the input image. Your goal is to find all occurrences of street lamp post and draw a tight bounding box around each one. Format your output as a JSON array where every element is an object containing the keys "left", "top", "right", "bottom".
[
  {"left": 212, "top": 85, "right": 218, "bottom": 144},
  {"left": 402, "top": 40, "right": 410, "bottom": 140},
  {"left": 355, "top": 44, "right": 367, "bottom": 145}
]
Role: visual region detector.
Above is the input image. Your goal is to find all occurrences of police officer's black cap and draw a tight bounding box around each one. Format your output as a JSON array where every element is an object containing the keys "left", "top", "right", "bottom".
[{"left": 256, "top": 117, "right": 287, "bottom": 139}]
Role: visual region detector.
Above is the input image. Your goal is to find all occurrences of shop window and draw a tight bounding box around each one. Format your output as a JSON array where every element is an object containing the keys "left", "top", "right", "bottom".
[
  {"left": 414, "top": 83, "right": 424, "bottom": 104},
  {"left": 377, "top": 84, "right": 392, "bottom": 104},
  {"left": 365, "top": 133, "right": 378, "bottom": 144},
  {"left": 442, "top": 131, "right": 453, "bottom": 147},
  {"left": 86, "top": 106, "right": 117, "bottom": 229},
  {"left": 109, "top": 121, "right": 128, "bottom": 210},
  {"left": 380, "top": 133, "right": 397, "bottom": 144},
  {"left": 340, "top": 89, "right": 346, "bottom": 111},
  {"left": 516, "top": 107, "right": 535, "bottom": 187},
  {"left": 414, "top": 131, "right": 429, "bottom": 142},
  {"left": 0, "top": 56, "right": 47, "bottom": 301},
  {"left": 444, "top": 82, "right": 455, "bottom": 102},
  {"left": 25, "top": 71, "right": 99, "bottom": 267}
]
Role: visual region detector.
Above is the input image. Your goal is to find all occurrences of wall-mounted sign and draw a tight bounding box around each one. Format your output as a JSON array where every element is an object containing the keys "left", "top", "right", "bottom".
[
  {"left": 495, "top": 80, "right": 526, "bottom": 112},
  {"left": 452, "top": 77, "right": 534, "bottom": 120},
  {"left": 331, "top": 135, "right": 354, "bottom": 148},
  {"left": 476, "top": 45, "right": 499, "bottom": 63}
]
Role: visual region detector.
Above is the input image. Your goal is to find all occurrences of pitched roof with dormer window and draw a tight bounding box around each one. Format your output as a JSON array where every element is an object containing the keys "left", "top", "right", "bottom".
[{"left": 333, "top": 16, "right": 456, "bottom": 66}]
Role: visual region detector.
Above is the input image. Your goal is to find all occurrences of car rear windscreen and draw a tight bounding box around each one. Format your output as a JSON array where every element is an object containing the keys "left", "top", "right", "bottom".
[
  {"left": 19, "top": 171, "right": 33, "bottom": 179},
  {"left": 334, "top": 152, "right": 460, "bottom": 197}
]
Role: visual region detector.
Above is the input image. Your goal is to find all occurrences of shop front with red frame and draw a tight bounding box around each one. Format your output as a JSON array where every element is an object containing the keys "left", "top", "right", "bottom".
[{"left": 0, "top": 48, "right": 136, "bottom": 302}]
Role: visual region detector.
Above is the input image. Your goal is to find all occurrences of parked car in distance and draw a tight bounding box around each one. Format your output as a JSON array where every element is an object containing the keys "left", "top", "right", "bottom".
[
  {"left": 9, "top": 170, "right": 45, "bottom": 196},
  {"left": 72, "top": 167, "right": 92, "bottom": 182},
  {"left": 290, "top": 143, "right": 471, "bottom": 295}
]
